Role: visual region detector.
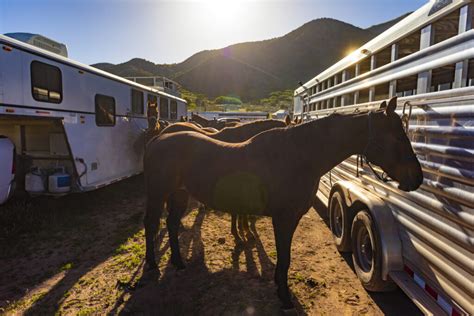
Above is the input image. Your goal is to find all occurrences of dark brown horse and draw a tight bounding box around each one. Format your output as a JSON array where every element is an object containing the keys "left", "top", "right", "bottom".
[
  {"left": 144, "top": 98, "right": 423, "bottom": 309},
  {"left": 158, "top": 118, "right": 291, "bottom": 241}
]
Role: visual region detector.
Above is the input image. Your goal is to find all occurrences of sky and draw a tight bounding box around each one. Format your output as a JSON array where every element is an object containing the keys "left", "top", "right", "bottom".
[{"left": 0, "top": 0, "right": 428, "bottom": 65}]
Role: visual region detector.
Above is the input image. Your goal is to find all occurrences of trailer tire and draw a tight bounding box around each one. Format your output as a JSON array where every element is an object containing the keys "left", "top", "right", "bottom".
[
  {"left": 329, "top": 191, "right": 353, "bottom": 252},
  {"left": 351, "top": 210, "right": 396, "bottom": 292}
]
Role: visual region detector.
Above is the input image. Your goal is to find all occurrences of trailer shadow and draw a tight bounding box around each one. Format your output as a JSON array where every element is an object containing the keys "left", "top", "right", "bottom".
[
  {"left": 312, "top": 197, "right": 422, "bottom": 316},
  {"left": 119, "top": 208, "right": 307, "bottom": 315},
  {"left": 0, "top": 176, "right": 145, "bottom": 315}
]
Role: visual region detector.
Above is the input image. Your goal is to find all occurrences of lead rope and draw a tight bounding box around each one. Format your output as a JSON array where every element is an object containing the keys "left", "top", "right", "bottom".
[
  {"left": 402, "top": 101, "right": 413, "bottom": 133},
  {"left": 363, "top": 111, "right": 390, "bottom": 183}
]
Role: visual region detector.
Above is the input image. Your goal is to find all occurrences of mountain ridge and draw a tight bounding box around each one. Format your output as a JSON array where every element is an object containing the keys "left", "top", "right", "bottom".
[{"left": 92, "top": 14, "right": 410, "bottom": 101}]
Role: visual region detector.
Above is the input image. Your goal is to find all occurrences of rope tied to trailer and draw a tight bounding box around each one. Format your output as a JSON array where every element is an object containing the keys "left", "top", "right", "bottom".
[
  {"left": 360, "top": 111, "right": 391, "bottom": 183},
  {"left": 401, "top": 101, "right": 413, "bottom": 133}
]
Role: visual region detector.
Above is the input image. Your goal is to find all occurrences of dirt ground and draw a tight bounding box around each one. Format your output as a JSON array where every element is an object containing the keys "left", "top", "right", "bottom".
[{"left": 0, "top": 176, "right": 421, "bottom": 315}]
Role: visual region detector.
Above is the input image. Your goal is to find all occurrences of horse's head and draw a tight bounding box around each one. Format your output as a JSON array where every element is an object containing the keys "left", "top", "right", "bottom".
[{"left": 364, "top": 97, "right": 423, "bottom": 192}]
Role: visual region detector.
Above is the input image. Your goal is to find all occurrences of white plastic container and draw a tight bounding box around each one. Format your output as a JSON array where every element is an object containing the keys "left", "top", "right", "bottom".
[
  {"left": 25, "top": 169, "right": 46, "bottom": 193},
  {"left": 48, "top": 169, "right": 71, "bottom": 193}
]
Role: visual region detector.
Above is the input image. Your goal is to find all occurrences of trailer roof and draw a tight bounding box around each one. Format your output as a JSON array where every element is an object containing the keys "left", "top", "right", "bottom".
[
  {"left": 0, "top": 34, "right": 187, "bottom": 103},
  {"left": 295, "top": 0, "right": 469, "bottom": 95}
]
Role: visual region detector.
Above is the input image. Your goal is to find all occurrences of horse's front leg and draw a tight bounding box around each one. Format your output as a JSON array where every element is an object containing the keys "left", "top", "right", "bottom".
[{"left": 272, "top": 214, "right": 301, "bottom": 310}]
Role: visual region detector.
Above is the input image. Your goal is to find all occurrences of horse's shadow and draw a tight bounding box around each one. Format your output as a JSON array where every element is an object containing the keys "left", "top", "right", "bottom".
[{"left": 119, "top": 209, "right": 307, "bottom": 315}]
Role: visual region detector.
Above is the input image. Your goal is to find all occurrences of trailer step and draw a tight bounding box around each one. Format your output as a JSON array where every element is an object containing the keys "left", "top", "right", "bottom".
[{"left": 390, "top": 271, "right": 447, "bottom": 316}]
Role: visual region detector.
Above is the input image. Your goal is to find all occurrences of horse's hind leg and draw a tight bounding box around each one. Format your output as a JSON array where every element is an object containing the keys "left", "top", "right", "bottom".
[
  {"left": 167, "top": 189, "right": 188, "bottom": 269},
  {"left": 144, "top": 193, "right": 165, "bottom": 271},
  {"left": 241, "top": 215, "right": 254, "bottom": 241},
  {"left": 231, "top": 214, "right": 243, "bottom": 244}
]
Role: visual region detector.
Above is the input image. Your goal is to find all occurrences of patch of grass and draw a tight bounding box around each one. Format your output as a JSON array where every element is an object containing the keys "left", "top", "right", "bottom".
[
  {"left": 113, "top": 231, "right": 145, "bottom": 270},
  {"left": 5, "top": 291, "right": 47, "bottom": 313},
  {"left": 60, "top": 262, "right": 74, "bottom": 271},
  {"left": 76, "top": 306, "right": 98, "bottom": 316}
]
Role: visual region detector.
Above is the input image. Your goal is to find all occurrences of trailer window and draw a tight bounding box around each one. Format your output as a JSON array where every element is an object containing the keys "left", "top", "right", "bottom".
[
  {"left": 468, "top": 59, "right": 474, "bottom": 86},
  {"left": 396, "top": 74, "right": 418, "bottom": 96},
  {"left": 358, "top": 88, "right": 370, "bottom": 104},
  {"left": 31, "top": 61, "right": 62, "bottom": 103},
  {"left": 159, "top": 97, "right": 169, "bottom": 119},
  {"left": 95, "top": 94, "right": 115, "bottom": 126},
  {"left": 374, "top": 46, "right": 391, "bottom": 69},
  {"left": 358, "top": 57, "right": 371, "bottom": 76},
  {"left": 374, "top": 83, "right": 390, "bottom": 101},
  {"left": 335, "top": 72, "right": 342, "bottom": 85},
  {"left": 396, "top": 30, "right": 421, "bottom": 60},
  {"left": 170, "top": 100, "right": 178, "bottom": 120},
  {"left": 433, "top": 9, "right": 460, "bottom": 45},
  {"left": 131, "top": 89, "right": 144, "bottom": 114},
  {"left": 327, "top": 98, "right": 334, "bottom": 108},
  {"left": 430, "top": 63, "right": 456, "bottom": 92},
  {"left": 345, "top": 64, "right": 356, "bottom": 81},
  {"left": 335, "top": 96, "right": 341, "bottom": 107},
  {"left": 327, "top": 78, "right": 333, "bottom": 89},
  {"left": 343, "top": 93, "right": 354, "bottom": 106}
]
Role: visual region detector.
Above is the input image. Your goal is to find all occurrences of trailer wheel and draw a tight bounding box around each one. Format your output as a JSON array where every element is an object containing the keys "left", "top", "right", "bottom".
[
  {"left": 351, "top": 210, "right": 395, "bottom": 292},
  {"left": 329, "top": 191, "right": 352, "bottom": 252}
]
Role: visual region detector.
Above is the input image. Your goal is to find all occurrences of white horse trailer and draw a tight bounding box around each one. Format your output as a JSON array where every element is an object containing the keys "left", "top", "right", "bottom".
[
  {"left": 0, "top": 34, "right": 187, "bottom": 199},
  {"left": 294, "top": 1, "right": 472, "bottom": 315}
]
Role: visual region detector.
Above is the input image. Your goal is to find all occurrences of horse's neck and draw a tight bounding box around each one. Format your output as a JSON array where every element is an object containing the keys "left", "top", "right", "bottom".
[{"left": 290, "top": 115, "right": 369, "bottom": 177}]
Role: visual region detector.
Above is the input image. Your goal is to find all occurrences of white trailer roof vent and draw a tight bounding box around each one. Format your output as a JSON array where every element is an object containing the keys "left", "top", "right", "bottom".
[{"left": 4, "top": 33, "right": 68, "bottom": 57}]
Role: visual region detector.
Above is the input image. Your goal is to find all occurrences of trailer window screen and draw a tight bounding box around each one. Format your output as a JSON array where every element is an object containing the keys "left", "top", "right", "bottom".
[
  {"left": 31, "top": 61, "right": 62, "bottom": 103},
  {"left": 345, "top": 65, "right": 356, "bottom": 81},
  {"left": 433, "top": 9, "right": 460, "bottom": 45},
  {"left": 374, "top": 46, "right": 391, "bottom": 69},
  {"left": 397, "top": 30, "right": 421, "bottom": 60},
  {"left": 131, "top": 89, "right": 144, "bottom": 114},
  {"left": 95, "top": 94, "right": 115, "bottom": 126},
  {"left": 374, "top": 83, "right": 390, "bottom": 101},
  {"left": 358, "top": 57, "right": 371, "bottom": 76},
  {"left": 335, "top": 96, "right": 341, "bottom": 107},
  {"left": 396, "top": 75, "right": 418, "bottom": 96},
  {"left": 358, "top": 88, "right": 370, "bottom": 104},
  {"left": 468, "top": 59, "right": 473, "bottom": 86},
  {"left": 343, "top": 93, "right": 354, "bottom": 106},
  {"left": 335, "top": 72, "right": 342, "bottom": 85},
  {"left": 170, "top": 100, "right": 178, "bottom": 120},
  {"left": 430, "top": 63, "right": 456, "bottom": 92},
  {"left": 159, "top": 97, "right": 169, "bottom": 119}
]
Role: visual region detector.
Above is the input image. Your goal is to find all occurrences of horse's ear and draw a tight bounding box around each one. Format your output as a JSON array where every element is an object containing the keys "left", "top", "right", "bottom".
[
  {"left": 386, "top": 97, "right": 397, "bottom": 114},
  {"left": 284, "top": 115, "right": 291, "bottom": 125},
  {"left": 379, "top": 100, "right": 387, "bottom": 110}
]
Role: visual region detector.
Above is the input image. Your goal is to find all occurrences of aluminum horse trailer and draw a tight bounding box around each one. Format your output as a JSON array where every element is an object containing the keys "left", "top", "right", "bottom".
[
  {"left": 294, "top": 1, "right": 473, "bottom": 315},
  {"left": 0, "top": 33, "right": 187, "bottom": 200}
]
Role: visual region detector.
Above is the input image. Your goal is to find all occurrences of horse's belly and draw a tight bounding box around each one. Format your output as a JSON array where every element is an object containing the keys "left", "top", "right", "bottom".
[{"left": 210, "top": 171, "right": 268, "bottom": 215}]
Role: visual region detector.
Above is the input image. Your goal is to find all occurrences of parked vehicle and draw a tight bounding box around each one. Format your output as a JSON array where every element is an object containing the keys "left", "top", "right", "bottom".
[
  {"left": 0, "top": 33, "right": 187, "bottom": 202},
  {"left": 294, "top": 1, "right": 473, "bottom": 315}
]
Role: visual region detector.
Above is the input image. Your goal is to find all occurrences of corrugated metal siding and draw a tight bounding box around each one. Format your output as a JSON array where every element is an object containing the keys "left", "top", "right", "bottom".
[{"left": 318, "top": 92, "right": 474, "bottom": 314}]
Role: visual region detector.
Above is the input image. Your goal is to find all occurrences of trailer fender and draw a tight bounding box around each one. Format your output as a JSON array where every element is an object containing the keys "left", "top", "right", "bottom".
[{"left": 330, "top": 180, "right": 403, "bottom": 279}]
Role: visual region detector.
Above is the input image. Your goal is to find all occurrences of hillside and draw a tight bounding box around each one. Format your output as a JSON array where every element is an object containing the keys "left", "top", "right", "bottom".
[{"left": 92, "top": 14, "right": 408, "bottom": 101}]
